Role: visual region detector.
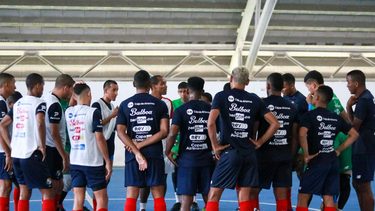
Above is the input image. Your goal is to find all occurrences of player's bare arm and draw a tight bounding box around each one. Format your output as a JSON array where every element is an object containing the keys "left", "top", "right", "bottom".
[
  {"left": 117, "top": 124, "right": 147, "bottom": 171},
  {"left": 250, "top": 112, "right": 280, "bottom": 149},
  {"left": 95, "top": 131, "right": 113, "bottom": 181},
  {"left": 207, "top": 109, "right": 229, "bottom": 160},
  {"left": 0, "top": 115, "right": 13, "bottom": 171},
  {"left": 36, "top": 112, "right": 47, "bottom": 161},
  {"left": 335, "top": 128, "right": 358, "bottom": 157},
  {"left": 101, "top": 106, "right": 118, "bottom": 126},
  {"left": 165, "top": 124, "right": 179, "bottom": 166},
  {"left": 134, "top": 118, "right": 169, "bottom": 149},
  {"left": 346, "top": 95, "right": 357, "bottom": 124},
  {"left": 299, "top": 127, "right": 318, "bottom": 164},
  {"left": 50, "top": 123, "right": 70, "bottom": 173}
]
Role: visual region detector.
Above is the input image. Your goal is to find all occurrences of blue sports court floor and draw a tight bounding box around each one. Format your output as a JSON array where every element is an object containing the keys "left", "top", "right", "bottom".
[{"left": 9, "top": 168, "right": 372, "bottom": 210}]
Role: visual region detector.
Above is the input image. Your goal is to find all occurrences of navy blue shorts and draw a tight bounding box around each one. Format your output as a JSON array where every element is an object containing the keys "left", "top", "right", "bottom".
[
  {"left": 70, "top": 164, "right": 107, "bottom": 191},
  {"left": 0, "top": 153, "right": 14, "bottom": 180},
  {"left": 46, "top": 146, "right": 63, "bottom": 180},
  {"left": 13, "top": 150, "right": 52, "bottom": 189},
  {"left": 352, "top": 154, "right": 375, "bottom": 182},
  {"left": 107, "top": 133, "right": 115, "bottom": 161},
  {"left": 210, "top": 148, "right": 258, "bottom": 189},
  {"left": 125, "top": 158, "right": 165, "bottom": 187},
  {"left": 177, "top": 165, "right": 214, "bottom": 196},
  {"left": 299, "top": 160, "right": 339, "bottom": 196},
  {"left": 256, "top": 160, "right": 292, "bottom": 189}
]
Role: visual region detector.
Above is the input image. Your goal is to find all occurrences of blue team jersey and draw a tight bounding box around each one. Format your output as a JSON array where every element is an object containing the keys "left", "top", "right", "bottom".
[
  {"left": 257, "top": 95, "right": 299, "bottom": 162},
  {"left": 117, "top": 93, "right": 169, "bottom": 162},
  {"left": 212, "top": 88, "right": 269, "bottom": 155},
  {"left": 284, "top": 91, "right": 308, "bottom": 117},
  {"left": 352, "top": 90, "right": 375, "bottom": 155},
  {"left": 300, "top": 107, "right": 352, "bottom": 167},
  {"left": 172, "top": 100, "right": 213, "bottom": 167}
]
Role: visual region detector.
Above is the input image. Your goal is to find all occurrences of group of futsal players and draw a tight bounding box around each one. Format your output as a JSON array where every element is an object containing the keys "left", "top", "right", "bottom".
[{"left": 0, "top": 66, "right": 374, "bottom": 211}]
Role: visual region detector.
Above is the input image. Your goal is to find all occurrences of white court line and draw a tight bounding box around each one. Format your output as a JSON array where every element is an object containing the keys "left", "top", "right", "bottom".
[{"left": 16, "top": 197, "right": 321, "bottom": 211}]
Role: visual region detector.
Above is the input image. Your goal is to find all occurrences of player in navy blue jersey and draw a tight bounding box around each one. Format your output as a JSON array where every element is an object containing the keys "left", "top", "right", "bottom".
[
  {"left": 296, "top": 85, "right": 358, "bottom": 211},
  {"left": 0, "top": 73, "right": 16, "bottom": 211},
  {"left": 117, "top": 70, "right": 169, "bottom": 211},
  {"left": 282, "top": 73, "right": 308, "bottom": 117},
  {"left": 205, "top": 67, "right": 280, "bottom": 211},
  {"left": 250, "top": 73, "right": 299, "bottom": 211},
  {"left": 346, "top": 70, "right": 375, "bottom": 211},
  {"left": 165, "top": 76, "right": 214, "bottom": 211}
]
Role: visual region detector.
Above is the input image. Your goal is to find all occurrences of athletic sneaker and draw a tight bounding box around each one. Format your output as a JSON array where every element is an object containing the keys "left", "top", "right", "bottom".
[
  {"left": 235, "top": 207, "right": 239, "bottom": 211},
  {"left": 171, "top": 202, "right": 181, "bottom": 211},
  {"left": 191, "top": 202, "right": 199, "bottom": 211},
  {"left": 83, "top": 206, "right": 90, "bottom": 211}
]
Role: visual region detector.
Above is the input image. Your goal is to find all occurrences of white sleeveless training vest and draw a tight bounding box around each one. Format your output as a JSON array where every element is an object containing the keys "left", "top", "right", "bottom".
[
  {"left": 43, "top": 92, "right": 66, "bottom": 147},
  {"left": 96, "top": 99, "right": 116, "bottom": 140}
]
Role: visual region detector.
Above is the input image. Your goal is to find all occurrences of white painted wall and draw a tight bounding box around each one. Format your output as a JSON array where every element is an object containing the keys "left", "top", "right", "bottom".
[{"left": 14, "top": 79, "right": 375, "bottom": 167}]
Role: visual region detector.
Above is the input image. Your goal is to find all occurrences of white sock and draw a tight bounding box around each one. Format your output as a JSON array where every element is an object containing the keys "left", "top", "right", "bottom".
[
  {"left": 193, "top": 195, "right": 197, "bottom": 203},
  {"left": 140, "top": 202, "right": 147, "bottom": 210},
  {"left": 175, "top": 192, "right": 181, "bottom": 203}
]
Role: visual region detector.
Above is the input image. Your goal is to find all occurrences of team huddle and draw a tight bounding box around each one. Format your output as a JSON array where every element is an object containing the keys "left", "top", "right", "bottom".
[{"left": 0, "top": 67, "right": 374, "bottom": 211}]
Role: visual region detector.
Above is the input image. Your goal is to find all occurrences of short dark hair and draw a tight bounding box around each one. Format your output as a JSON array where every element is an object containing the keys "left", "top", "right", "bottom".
[
  {"left": 304, "top": 70, "right": 324, "bottom": 85},
  {"left": 55, "top": 74, "right": 75, "bottom": 89},
  {"left": 150, "top": 75, "right": 162, "bottom": 86},
  {"left": 202, "top": 92, "right": 212, "bottom": 103},
  {"left": 178, "top": 82, "right": 188, "bottom": 89},
  {"left": 347, "top": 69, "right": 366, "bottom": 85},
  {"left": 316, "top": 85, "right": 333, "bottom": 104},
  {"left": 103, "top": 80, "right": 117, "bottom": 89},
  {"left": 267, "top": 73, "right": 284, "bottom": 91},
  {"left": 187, "top": 76, "right": 205, "bottom": 92},
  {"left": 283, "top": 73, "right": 295, "bottom": 85},
  {"left": 74, "top": 84, "right": 90, "bottom": 96},
  {"left": 223, "top": 82, "right": 231, "bottom": 91},
  {"left": 26, "top": 73, "right": 44, "bottom": 90},
  {"left": 134, "top": 70, "right": 150, "bottom": 89},
  {"left": 0, "top": 73, "right": 14, "bottom": 88},
  {"left": 8, "top": 91, "right": 22, "bottom": 103}
]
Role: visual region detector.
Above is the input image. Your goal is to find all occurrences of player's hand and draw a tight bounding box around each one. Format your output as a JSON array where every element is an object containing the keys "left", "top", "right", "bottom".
[
  {"left": 112, "top": 106, "right": 119, "bottom": 118},
  {"left": 306, "top": 93, "right": 313, "bottom": 104},
  {"left": 335, "top": 150, "right": 340, "bottom": 157},
  {"left": 61, "top": 151, "right": 70, "bottom": 173},
  {"left": 124, "top": 145, "right": 133, "bottom": 153},
  {"left": 249, "top": 138, "right": 261, "bottom": 149},
  {"left": 135, "top": 152, "right": 147, "bottom": 171},
  {"left": 303, "top": 153, "right": 319, "bottom": 164},
  {"left": 166, "top": 151, "right": 178, "bottom": 166},
  {"left": 73, "top": 81, "right": 86, "bottom": 86},
  {"left": 105, "top": 163, "right": 113, "bottom": 182},
  {"left": 37, "top": 146, "right": 46, "bottom": 161},
  {"left": 4, "top": 154, "right": 13, "bottom": 172},
  {"left": 347, "top": 95, "right": 358, "bottom": 107},
  {"left": 133, "top": 141, "right": 144, "bottom": 150},
  {"left": 214, "top": 144, "right": 230, "bottom": 160}
]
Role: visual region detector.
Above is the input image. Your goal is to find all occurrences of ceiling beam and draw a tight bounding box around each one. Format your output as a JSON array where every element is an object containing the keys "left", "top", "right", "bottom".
[
  {"left": 246, "top": 0, "right": 278, "bottom": 77},
  {"left": 229, "top": 0, "right": 257, "bottom": 71}
]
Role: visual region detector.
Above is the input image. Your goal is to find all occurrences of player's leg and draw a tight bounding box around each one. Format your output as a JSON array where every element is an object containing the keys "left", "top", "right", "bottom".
[
  {"left": 72, "top": 187, "right": 86, "bottom": 210},
  {"left": 151, "top": 185, "right": 166, "bottom": 211},
  {"left": 296, "top": 193, "right": 312, "bottom": 209},
  {"left": 273, "top": 160, "right": 293, "bottom": 211},
  {"left": 322, "top": 195, "right": 335, "bottom": 211},
  {"left": 274, "top": 188, "right": 288, "bottom": 211},
  {"left": 337, "top": 173, "right": 351, "bottom": 210},
  {"left": 139, "top": 187, "right": 150, "bottom": 211},
  {"left": 0, "top": 153, "right": 13, "bottom": 210},
  {"left": 353, "top": 181, "right": 374, "bottom": 211},
  {"left": 181, "top": 195, "right": 193, "bottom": 211},
  {"left": 93, "top": 188, "right": 108, "bottom": 211},
  {"left": 125, "top": 187, "right": 140, "bottom": 211},
  {"left": 125, "top": 159, "right": 147, "bottom": 211},
  {"left": 206, "top": 187, "right": 224, "bottom": 211}
]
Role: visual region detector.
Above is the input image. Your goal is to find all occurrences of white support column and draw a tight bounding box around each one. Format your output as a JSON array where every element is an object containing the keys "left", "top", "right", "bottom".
[
  {"left": 245, "top": 0, "right": 278, "bottom": 78},
  {"left": 229, "top": 0, "right": 257, "bottom": 72}
]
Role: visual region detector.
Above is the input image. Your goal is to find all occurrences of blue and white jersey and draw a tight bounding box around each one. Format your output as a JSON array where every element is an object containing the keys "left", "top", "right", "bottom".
[
  {"left": 300, "top": 107, "right": 352, "bottom": 166},
  {"left": 117, "top": 93, "right": 169, "bottom": 163},
  {"left": 212, "top": 88, "right": 269, "bottom": 155},
  {"left": 43, "top": 92, "right": 66, "bottom": 148},
  {"left": 9, "top": 95, "right": 46, "bottom": 159},
  {"left": 65, "top": 105, "right": 103, "bottom": 166},
  {"left": 257, "top": 95, "right": 299, "bottom": 162},
  {"left": 0, "top": 95, "right": 9, "bottom": 153},
  {"left": 172, "top": 100, "right": 213, "bottom": 167}
]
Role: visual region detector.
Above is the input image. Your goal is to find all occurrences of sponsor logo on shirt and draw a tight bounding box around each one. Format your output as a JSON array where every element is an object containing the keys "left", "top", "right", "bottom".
[
  {"left": 69, "top": 119, "right": 84, "bottom": 126},
  {"left": 317, "top": 115, "right": 322, "bottom": 121},
  {"left": 72, "top": 135, "right": 81, "bottom": 141},
  {"left": 189, "top": 116, "right": 207, "bottom": 124},
  {"left": 231, "top": 122, "right": 248, "bottom": 129},
  {"left": 272, "top": 112, "right": 290, "bottom": 120},
  {"left": 130, "top": 108, "right": 152, "bottom": 116},
  {"left": 189, "top": 134, "right": 207, "bottom": 141},
  {"left": 14, "top": 132, "right": 25, "bottom": 138},
  {"left": 137, "top": 116, "right": 147, "bottom": 124},
  {"left": 320, "top": 139, "right": 333, "bottom": 146},
  {"left": 235, "top": 113, "right": 244, "bottom": 121},
  {"left": 54, "top": 112, "right": 59, "bottom": 116},
  {"left": 128, "top": 102, "right": 134, "bottom": 108},
  {"left": 75, "top": 127, "right": 81, "bottom": 133},
  {"left": 186, "top": 109, "right": 193, "bottom": 115},
  {"left": 318, "top": 123, "right": 336, "bottom": 131},
  {"left": 230, "top": 131, "right": 248, "bottom": 138},
  {"left": 228, "top": 95, "right": 234, "bottom": 102},
  {"left": 274, "top": 129, "right": 287, "bottom": 136},
  {"left": 72, "top": 144, "right": 85, "bottom": 150},
  {"left": 268, "top": 105, "right": 274, "bottom": 111},
  {"left": 133, "top": 126, "right": 152, "bottom": 132},
  {"left": 194, "top": 125, "right": 204, "bottom": 132},
  {"left": 229, "top": 103, "right": 251, "bottom": 113},
  {"left": 17, "top": 108, "right": 29, "bottom": 114},
  {"left": 1, "top": 111, "right": 5, "bottom": 116},
  {"left": 16, "top": 123, "right": 24, "bottom": 129},
  {"left": 69, "top": 113, "right": 73, "bottom": 118}
]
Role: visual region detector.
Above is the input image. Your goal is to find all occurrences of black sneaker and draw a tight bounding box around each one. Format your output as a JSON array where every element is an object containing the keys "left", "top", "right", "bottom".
[
  {"left": 171, "top": 202, "right": 181, "bottom": 211},
  {"left": 191, "top": 202, "right": 199, "bottom": 211},
  {"left": 83, "top": 206, "right": 90, "bottom": 211}
]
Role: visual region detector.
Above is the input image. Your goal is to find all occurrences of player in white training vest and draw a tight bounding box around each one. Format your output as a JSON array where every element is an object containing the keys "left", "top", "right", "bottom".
[
  {"left": 43, "top": 74, "right": 75, "bottom": 209},
  {"left": 65, "top": 83, "right": 112, "bottom": 211},
  {"left": 0, "top": 73, "right": 56, "bottom": 211}
]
